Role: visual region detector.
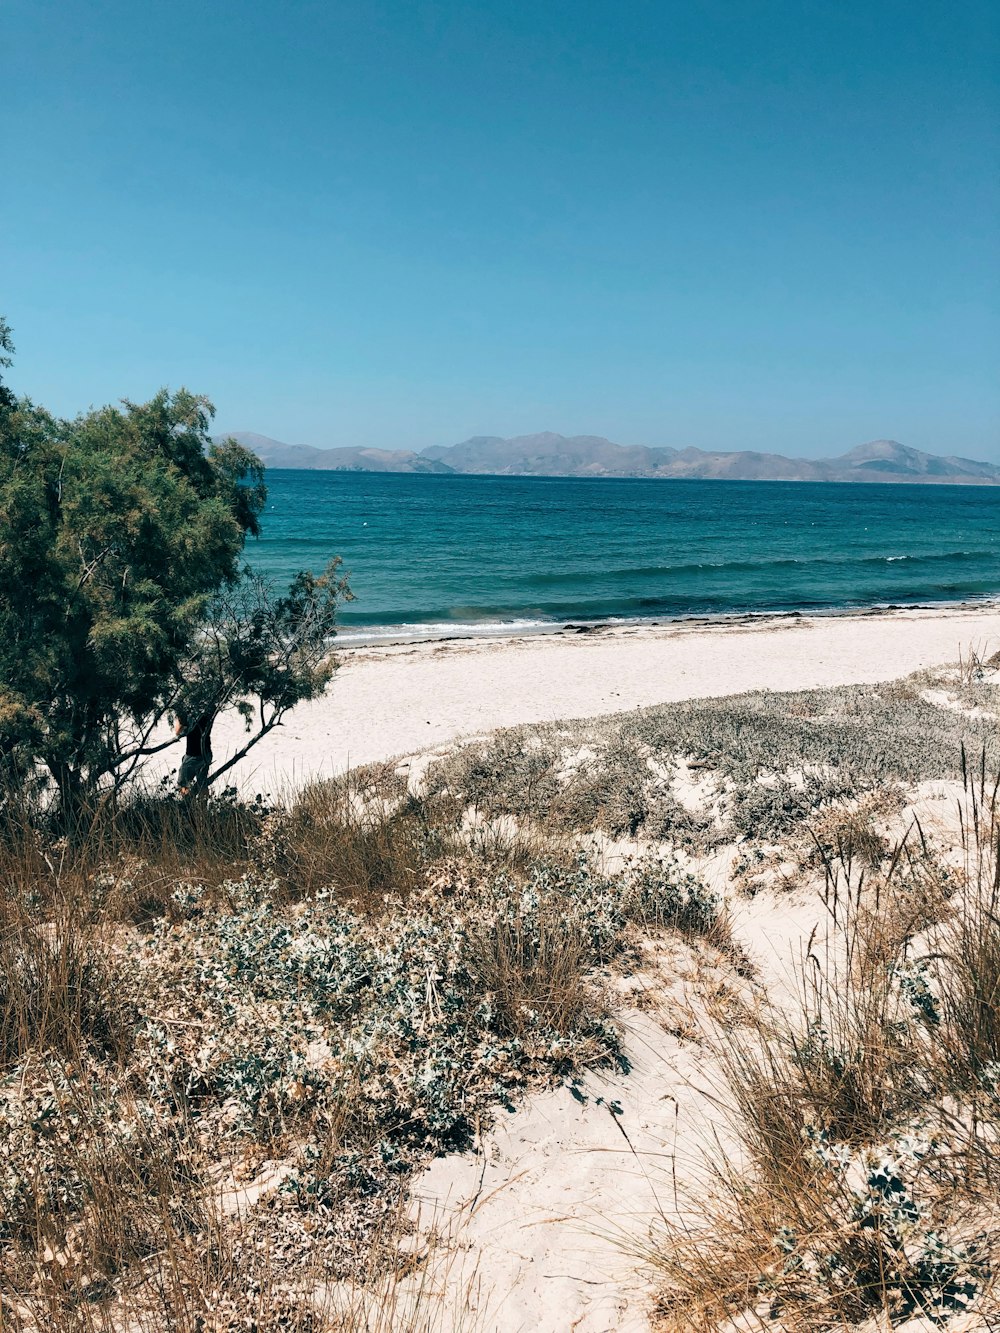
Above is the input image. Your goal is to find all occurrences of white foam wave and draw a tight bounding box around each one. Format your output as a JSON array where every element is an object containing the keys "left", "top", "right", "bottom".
[{"left": 334, "top": 618, "right": 558, "bottom": 646}]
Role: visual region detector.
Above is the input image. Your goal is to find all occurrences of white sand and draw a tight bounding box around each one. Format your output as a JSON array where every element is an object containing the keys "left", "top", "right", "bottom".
[
  {"left": 154, "top": 605, "right": 998, "bottom": 1330},
  {"left": 410, "top": 1004, "right": 707, "bottom": 1333},
  {"left": 146, "top": 604, "right": 1000, "bottom": 794},
  {"left": 401, "top": 786, "right": 981, "bottom": 1332}
]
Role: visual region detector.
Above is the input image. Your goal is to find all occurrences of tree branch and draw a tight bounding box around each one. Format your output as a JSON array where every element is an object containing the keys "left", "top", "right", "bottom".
[{"left": 205, "top": 703, "right": 287, "bottom": 788}]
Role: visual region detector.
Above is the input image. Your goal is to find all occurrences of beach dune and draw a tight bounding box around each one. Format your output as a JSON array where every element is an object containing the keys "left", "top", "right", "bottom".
[{"left": 149, "top": 604, "right": 1000, "bottom": 794}]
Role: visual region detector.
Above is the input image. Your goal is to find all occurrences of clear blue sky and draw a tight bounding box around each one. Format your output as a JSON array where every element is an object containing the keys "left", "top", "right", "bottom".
[{"left": 4, "top": 0, "right": 999, "bottom": 458}]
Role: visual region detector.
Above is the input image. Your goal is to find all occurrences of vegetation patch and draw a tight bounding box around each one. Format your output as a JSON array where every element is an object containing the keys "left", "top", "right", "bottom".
[
  {"left": 426, "top": 673, "right": 1000, "bottom": 852},
  {"left": 0, "top": 780, "right": 725, "bottom": 1328},
  {"left": 648, "top": 762, "right": 1000, "bottom": 1330}
]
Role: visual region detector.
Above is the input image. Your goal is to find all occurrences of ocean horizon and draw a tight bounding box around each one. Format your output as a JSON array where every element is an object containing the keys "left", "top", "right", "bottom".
[{"left": 248, "top": 471, "right": 1000, "bottom": 644}]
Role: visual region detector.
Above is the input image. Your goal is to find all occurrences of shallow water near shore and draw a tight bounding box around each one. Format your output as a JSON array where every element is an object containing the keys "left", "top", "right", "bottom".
[{"left": 248, "top": 471, "right": 1000, "bottom": 642}]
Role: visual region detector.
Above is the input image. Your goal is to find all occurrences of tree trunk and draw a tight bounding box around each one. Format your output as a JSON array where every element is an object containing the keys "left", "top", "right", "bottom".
[{"left": 49, "top": 760, "right": 87, "bottom": 834}]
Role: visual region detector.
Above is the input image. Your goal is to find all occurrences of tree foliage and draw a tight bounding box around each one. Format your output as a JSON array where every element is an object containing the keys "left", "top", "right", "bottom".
[
  {"left": 0, "top": 323, "right": 349, "bottom": 809},
  {"left": 207, "top": 561, "right": 351, "bottom": 781}
]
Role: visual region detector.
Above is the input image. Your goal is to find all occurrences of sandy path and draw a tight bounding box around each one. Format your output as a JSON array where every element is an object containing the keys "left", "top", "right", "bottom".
[
  {"left": 410, "top": 1006, "right": 701, "bottom": 1333},
  {"left": 146, "top": 604, "right": 1000, "bottom": 795}
]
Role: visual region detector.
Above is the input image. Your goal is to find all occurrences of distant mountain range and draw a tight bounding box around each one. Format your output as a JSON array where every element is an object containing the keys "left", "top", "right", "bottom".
[
  {"left": 217, "top": 432, "right": 1000, "bottom": 485},
  {"left": 218, "top": 432, "right": 453, "bottom": 474}
]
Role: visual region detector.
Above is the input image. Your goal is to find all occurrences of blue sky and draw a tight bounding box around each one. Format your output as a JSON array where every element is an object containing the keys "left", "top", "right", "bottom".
[{"left": 4, "top": 0, "right": 998, "bottom": 457}]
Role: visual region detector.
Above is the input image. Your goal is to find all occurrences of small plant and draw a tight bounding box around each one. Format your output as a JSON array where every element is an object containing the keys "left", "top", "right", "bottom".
[
  {"left": 773, "top": 1133, "right": 984, "bottom": 1324},
  {"left": 270, "top": 771, "right": 436, "bottom": 907},
  {"left": 647, "top": 795, "right": 1000, "bottom": 1330}
]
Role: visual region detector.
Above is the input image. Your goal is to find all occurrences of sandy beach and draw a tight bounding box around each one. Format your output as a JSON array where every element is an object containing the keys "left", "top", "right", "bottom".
[{"left": 149, "top": 603, "right": 1000, "bottom": 794}]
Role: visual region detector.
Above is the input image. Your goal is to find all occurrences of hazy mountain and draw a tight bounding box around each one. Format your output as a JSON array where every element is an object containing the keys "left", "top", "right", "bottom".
[
  {"left": 218, "top": 431, "right": 1000, "bottom": 484},
  {"left": 423, "top": 434, "right": 1000, "bottom": 484},
  {"left": 835, "top": 439, "right": 1000, "bottom": 481},
  {"left": 421, "top": 431, "right": 674, "bottom": 476},
  {"left": 660, "top": 446, "right": 826, "bottom": 481},
  {"left": 216, "top": 432, "right": 454, "bottom": 474}
]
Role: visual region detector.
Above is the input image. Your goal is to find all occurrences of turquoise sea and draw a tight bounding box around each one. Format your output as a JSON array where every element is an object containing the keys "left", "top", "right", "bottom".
[{"left": 248, "top": 472, "right": 1000, "bottom": 644}]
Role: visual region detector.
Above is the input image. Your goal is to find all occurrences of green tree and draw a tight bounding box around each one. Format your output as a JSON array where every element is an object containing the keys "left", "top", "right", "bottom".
[
  {"left": 0, "top": 325, "right": 348, "bottom": 811},
  {"left": 171, "top": 560, "right": 350, "bottom": 791},
  {"left": 0, "top": 317, "right": 15, "bottom": 413}
]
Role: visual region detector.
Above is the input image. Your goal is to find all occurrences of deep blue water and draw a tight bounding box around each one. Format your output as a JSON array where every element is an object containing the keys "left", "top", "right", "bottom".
[{"left": 246, "top": 472, "right": 1000, "bottom": 642}]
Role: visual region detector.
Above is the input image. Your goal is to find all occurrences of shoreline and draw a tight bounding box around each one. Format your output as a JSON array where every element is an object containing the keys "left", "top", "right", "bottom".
[
  {"left": 145, "top": 601, "right": 1000, "bottom": 795},
  {"left": 330, "top": 594, "right": 1000, "bottom": 649}
]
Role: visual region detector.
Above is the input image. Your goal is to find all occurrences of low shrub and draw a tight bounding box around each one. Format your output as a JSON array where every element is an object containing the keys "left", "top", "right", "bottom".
[
  {"left": 0, "top": 899, "right": 134, "bottom": 1073},
  {"left": 649, "top": 783, "right": 1000, "bottom": 1329},
  {"left": 2, "top": 848, "right": 723, "bottom": 1314}
]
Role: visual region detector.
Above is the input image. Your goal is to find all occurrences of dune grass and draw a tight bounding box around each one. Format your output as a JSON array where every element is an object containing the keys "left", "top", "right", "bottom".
[
  {"left": 3, "top": 667, "right": 999, "bottom": 1329},
  {"left": 648, "top": 754, "right": 1000, "bottom": 1330}
]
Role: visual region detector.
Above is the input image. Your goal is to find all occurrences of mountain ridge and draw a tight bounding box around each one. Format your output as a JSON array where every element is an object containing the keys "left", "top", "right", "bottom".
[
  {"left": 216, "top": 432, "right": 1000, "bottom": 485},
  {"left": 218, "top": 432, "right": 454, "bottom": 474}
]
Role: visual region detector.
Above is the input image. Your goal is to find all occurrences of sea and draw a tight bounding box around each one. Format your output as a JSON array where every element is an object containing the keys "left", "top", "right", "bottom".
[{"left": 246, "top": 471, "right": 1000, "bottom": 645}]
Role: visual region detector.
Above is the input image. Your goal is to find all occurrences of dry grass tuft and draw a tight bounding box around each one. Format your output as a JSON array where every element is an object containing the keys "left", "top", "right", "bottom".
[
  {"left": 0, "top": 900, "right": 131, "bottom": 1073},
  {"left": 470, "top": 903, "right": 593, "bottom": 1042},
  {"left": 270, "top": 771, "right": 435, "bottom": 909},
  {"left": 647, "top": 759, "right": 1000, "bottom": 1330}
]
